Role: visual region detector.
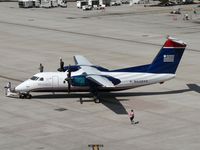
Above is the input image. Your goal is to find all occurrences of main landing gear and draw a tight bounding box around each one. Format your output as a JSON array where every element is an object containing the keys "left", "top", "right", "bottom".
[
  {"left": 94, "top": 95, "right": 100, "bottom": 103},
  {"left": 79, "top": 95, "right": 101, "bottom": 104},
  {"left": 19, "top": 93, "right": 32, "bottom": 99}
]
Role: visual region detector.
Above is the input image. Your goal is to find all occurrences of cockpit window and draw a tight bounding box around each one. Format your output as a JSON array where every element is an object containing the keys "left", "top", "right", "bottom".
[
  {"left": 39, "top": 77, "right": 44, "bottom": 81},
  {"left": 30, "top": 76, "right": 39, "bottom": 81}
]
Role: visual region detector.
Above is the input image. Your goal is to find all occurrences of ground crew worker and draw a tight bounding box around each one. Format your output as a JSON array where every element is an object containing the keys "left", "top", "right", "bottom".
[
  {"left": 39, "top": 63, "right": 44, "bottom": 72},
  {"left": 6, "top": 82, "right": 11, "bottom": 88},
  {"left": 194, "top": 10, "right": 197, "bottom": 14},
  {"left": 60, "top": 57, "right": 64, "bottom": 72},
  {"left": 4, "top": 82, "right": 11, "bottom": 95},
  {"left": 184, "top": 13, "right": 189, "bottom": 20},
  {"left": 129, "top": 109, "right": 135, "bottom": 124}
]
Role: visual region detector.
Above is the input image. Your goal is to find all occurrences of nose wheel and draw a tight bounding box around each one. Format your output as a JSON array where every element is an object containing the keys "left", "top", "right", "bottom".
[
  {"left": 19, "top": 93, "right": 32, "bottom": 99},
  {"left": 94, "top": 96, "right": 100, "bottom": 103},
  {"left": 26, "top": 94, "right": 32, "bottom": 99}
]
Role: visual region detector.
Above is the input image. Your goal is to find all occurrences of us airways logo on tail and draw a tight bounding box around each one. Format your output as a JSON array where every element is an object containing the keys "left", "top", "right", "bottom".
[{"left": 163, "top": 55, "right": 174, "bottom": 62}]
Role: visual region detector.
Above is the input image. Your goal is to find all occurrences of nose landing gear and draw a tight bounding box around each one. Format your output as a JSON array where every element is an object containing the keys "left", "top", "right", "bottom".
[{"left": 19, "top": 93, "right": 32, "bottom": 99}]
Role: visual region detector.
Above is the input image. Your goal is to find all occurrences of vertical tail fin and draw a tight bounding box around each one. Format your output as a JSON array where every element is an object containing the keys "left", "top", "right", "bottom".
[{"left": 148, "top": 37, "right": 186, "bottom": 74}]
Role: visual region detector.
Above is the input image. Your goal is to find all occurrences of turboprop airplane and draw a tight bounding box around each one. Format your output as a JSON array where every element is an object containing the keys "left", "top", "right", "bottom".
[{"left": 11, "top": 37, "right": 186, "bottom": 103}]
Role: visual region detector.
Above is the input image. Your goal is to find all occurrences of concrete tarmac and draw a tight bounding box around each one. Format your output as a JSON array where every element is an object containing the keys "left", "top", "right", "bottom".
[{"left": 0, "top": 2, "right": 200, "bottom": 150}]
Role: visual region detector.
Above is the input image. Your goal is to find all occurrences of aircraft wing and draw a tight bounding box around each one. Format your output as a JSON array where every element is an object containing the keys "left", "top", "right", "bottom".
[
  {"left": 81, "top": 66, "right": 115, "bottom": 87},
  {"left": 74, "top": 55, "right": 93, "bottom": 66},
  {"left": 74, "top": 55, "right": 115, "bottom": 87},
  {"left": 87, "top": 75, "right": 114, "bottom": 87}
]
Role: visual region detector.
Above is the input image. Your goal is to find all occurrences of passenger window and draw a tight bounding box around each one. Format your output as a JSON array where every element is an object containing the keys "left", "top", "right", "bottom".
[{"left": 39, "top": 77, "right": 44, "bottom": 81}]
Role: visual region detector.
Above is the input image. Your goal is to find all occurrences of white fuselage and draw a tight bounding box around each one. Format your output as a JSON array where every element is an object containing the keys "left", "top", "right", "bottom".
[{"left": 15, "top": 69, "right": 175, "bottom": 93}]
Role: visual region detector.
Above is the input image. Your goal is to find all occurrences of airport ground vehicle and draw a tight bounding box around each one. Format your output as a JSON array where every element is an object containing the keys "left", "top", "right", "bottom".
[
  {"left": 77, "top": 0, "right": 105, "bottom": 9},
  {"left": 110, "top": 0, "right": 121, "bottom": 6},
  {"left": 121, "top": 0, "right": 129, "bottom": 4},
  {"left": 88, "top": 0, "right": 99, "bottom": 6},
  {"left": 40, "top": 0, "right": 51, "bottom": 8},
  {"left": 18, "top": 0, "right": 67, "bottom": 8},
  {"left": 58, "top": 0, "right": 67, "bottom": 7},
  {"left": 82, "top": 5, "right": 92, "bottom": 10},
  {"left": 18, "top": 0, "right": 34, "bottom": 8},
  {"left": 33, "top": 0, "right": 41, "bottom": 7},
  {"left": 99, "top": 0, "right": 111, "bottom": 6},
  {"left": 77, "top": 0, "right": 88, "bottom": 8},
  {"left": 170, "top": 10, "right": 181, "bottom": 14},
  {"left": 93, "top": 4, "right": 105, "bottom": 9}
]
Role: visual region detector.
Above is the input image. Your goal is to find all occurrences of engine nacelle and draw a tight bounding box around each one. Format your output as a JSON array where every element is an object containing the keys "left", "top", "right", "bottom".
[
  {"left": 70, "top": 75, "right": 121, "bottom": 87},
  {"left": 71, "top": 75, "right": 89, "bottom": 86}
]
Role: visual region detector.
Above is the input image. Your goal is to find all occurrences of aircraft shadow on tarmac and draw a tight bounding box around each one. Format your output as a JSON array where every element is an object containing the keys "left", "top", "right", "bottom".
[
  {"left": 32, "top": 84, "right": 199, "bottom": 115},
  {"left": 33, "top": 93, "right": 128, "bottom": 114},
  {"left": 187, "top": 84, "right": 200, "bottom": 93}
]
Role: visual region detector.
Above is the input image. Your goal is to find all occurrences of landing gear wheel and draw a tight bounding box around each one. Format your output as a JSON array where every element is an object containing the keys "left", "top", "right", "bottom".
[
  {"left": 94, "top": 97, "right": 100, "bottom": 103},
  {"left": 19, "top": 93, "right": 32, "bottom": 99},
  {"left": 80, "top": 97, "right": 83, "bottom": 104},
  {"left": 19, "top": 94, "right": 25, "bottom": 99},
  {"left": 26, "top": 94, "right": 32, "bottom": 99}
]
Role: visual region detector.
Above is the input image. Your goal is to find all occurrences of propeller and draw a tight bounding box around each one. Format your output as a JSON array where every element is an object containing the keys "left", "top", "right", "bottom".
[{"left": 65, "top": 64, "right": 72, "bottom": 93}]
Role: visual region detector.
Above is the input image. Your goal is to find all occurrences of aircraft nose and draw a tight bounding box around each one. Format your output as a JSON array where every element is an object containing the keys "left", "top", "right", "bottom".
[
  {"left": 15, "top": 82, "right": 29, "bottom": 92},
  {"left": 15, "top": 84, "right": 24, "bottom": 92}
]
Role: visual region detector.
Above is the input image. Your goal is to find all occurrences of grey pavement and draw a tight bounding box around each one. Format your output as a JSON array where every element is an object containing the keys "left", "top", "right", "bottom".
[{"left": 0, "top": 2, "right": 200, "bottom": 150}]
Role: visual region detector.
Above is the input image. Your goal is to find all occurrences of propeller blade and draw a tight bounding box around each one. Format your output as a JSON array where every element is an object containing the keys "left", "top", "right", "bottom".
[
  {"left": 68, "top": 70, "right": 71, "bottom": 78},
  {"left": 68, "top": 80, "right": 71, "bottom": 93},
  {"left": 67, "top": 64, "right": 71, "bottom": 93}
]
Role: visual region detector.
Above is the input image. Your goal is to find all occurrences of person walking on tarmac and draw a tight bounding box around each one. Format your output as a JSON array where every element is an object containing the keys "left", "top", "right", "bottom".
[
  {"left": 129, "top": 109, "right": 135, "bottom": 124},
  {"left": 39, "top": 63, "right": 44, "bottom": 72}
]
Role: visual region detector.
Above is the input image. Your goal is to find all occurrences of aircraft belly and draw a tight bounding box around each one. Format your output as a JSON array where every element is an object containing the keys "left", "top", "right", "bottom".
[
  {"left": 30, "top": 86, "right": 129, "bottom": 92},
  {"left": 30, "top": 86, "right": 90, "bottom": 92}
]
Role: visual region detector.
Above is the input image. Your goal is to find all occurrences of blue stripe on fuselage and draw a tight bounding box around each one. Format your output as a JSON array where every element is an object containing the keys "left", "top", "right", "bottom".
[
  {"left": 109, "top": 47, "right": 185, "bottom": 74},
  {"left": 63, "top": 65, "right": 109, "bottom": 72},
  {"left": 110, "top": 64, "right": 150, "bottom": 72}
]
